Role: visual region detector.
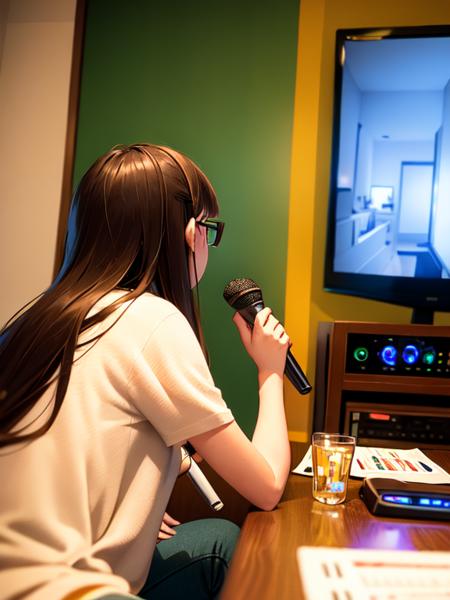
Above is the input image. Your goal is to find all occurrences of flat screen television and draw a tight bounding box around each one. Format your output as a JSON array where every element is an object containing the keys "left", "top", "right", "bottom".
[{"left": 324, "top": 25, "right": 450, "bottom": 324}]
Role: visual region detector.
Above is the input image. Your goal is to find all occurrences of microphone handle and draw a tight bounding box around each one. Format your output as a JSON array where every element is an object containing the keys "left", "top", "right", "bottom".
[
  {"left": 237, "top": 301, "right": 312, "bottom": 395},
  {"left": 286, "top": 351, "right": 312, "bottom": 395},
  {"left": 186, "top": 460, "right": 224, "bottom": 512}
]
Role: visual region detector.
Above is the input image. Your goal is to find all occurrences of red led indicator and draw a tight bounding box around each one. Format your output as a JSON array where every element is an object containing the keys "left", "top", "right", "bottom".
[{"left": 369, "top": 413, "right": 391, "bottom": 421}]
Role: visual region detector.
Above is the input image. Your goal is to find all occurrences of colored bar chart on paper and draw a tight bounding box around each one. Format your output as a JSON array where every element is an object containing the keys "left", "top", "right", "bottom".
[{"left": 293, "top": 446, "right": 450, "bottom": 484}]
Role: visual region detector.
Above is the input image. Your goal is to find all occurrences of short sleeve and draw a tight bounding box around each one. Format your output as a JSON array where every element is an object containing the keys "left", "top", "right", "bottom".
[{"left": 129, "top": 310, "right": 234, "bottom": 446}]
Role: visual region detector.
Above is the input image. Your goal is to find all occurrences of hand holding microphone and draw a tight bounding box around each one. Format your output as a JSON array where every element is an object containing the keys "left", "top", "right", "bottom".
[
  {"left": 223, "top": 278, "right": 312, "bottom": 395},
  {"left": 232, "top": 307, "right": 289, "bottom": 378},
  {"left": 180, "top": 278, "right": 310, "bottom": 511}
]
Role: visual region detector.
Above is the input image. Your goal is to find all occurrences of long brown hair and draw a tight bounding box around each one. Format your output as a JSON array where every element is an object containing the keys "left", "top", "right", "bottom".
[{"left": 0, "top": 143, "right": 218, "bottom": 447}]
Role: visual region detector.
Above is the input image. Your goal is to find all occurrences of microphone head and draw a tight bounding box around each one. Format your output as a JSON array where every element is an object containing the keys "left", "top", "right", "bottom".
[{"left": 223, "top": 278, "right": 263, "bottom": 310}]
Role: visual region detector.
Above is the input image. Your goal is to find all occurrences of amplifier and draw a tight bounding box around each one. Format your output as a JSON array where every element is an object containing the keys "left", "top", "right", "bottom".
[
  {"left": 346, "top": 332, "right": 450, "bottom": 377},
  {"left": 314, "top": 321, "right": 450, "bottom": 450},
  {"left": 345, "top": 405, "right": 450, "bottom": 445}
]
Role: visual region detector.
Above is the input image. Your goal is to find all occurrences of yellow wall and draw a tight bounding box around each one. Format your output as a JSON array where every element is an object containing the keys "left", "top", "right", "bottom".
[{"left": 285, "top": 0, "right": 450, "bottom": 442}]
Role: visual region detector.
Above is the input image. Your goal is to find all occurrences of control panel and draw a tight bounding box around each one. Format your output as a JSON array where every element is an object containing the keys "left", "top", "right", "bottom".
[
  {"left": 348, "top": 410, "right": 450, "bottom": 445},
  {"left": 346, "top": 333, "right": 450, "bottom": 377}
]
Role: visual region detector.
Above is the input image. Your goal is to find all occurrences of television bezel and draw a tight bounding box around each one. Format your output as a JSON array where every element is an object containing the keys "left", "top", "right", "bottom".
[{"left": 324, "top": 24, "right": 450, "bottom": 322}]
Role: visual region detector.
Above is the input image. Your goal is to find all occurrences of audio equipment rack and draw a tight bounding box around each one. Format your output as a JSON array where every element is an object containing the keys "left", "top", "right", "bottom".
[{"left": 313, "top": 321, "right": 450, "bottom": 450}]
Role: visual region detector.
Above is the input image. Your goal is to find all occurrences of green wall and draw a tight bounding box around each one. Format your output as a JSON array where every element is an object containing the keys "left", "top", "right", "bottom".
[{"left": 73, "top": 0, "right": 299, "bottom": 436}]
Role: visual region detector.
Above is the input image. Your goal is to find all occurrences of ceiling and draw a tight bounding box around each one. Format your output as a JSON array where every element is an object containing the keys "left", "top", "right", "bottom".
[{"left": 346, "top": 37, "right": 450, "bottom": 92}]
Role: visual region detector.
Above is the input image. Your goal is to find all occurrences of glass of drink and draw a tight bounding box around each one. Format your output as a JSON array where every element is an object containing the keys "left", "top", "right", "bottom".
[{"left": 311, "top": 433, "right": 356, "bottom": 505}]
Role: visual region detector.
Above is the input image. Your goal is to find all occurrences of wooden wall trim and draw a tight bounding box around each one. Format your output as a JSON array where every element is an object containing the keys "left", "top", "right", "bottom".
[{"left": 53, "top": 0, "right": 87, "bottom": 278}]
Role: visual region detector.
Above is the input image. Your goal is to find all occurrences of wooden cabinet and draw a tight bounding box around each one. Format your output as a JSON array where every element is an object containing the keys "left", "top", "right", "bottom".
[{"left": 314, "top": 321, "right": 450, "bottom": 449}]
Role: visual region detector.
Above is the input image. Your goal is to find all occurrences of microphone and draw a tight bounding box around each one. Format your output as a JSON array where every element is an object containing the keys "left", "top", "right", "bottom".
[
  {"left": 187, "top": 461, "right": 224, "bottom": 511},
  {"left": 183, "top": 444, "right": 224, "bottom": 511},
  {"left": 223, "top": 278, "right": 312, "bottom": 395}
]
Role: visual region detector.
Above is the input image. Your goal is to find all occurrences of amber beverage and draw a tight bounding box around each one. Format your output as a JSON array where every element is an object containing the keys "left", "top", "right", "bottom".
[{"left": 311, "top": 433, "right": 356, "bottom": 505}]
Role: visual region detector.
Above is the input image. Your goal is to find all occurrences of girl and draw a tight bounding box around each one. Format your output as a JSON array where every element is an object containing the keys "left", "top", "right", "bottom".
[{"left": 0, "top": 144, "right": 291, "bottom": 599}]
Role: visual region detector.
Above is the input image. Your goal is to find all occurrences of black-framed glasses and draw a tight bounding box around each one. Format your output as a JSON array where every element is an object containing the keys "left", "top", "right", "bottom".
[{"left": 197, "top": 219, "right": 225, "bottom": 247}]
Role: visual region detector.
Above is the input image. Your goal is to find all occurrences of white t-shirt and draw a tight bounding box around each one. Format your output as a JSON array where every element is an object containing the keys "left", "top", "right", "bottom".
[{"left": 0, "top": 291, "right": 234, "bottom": 599}]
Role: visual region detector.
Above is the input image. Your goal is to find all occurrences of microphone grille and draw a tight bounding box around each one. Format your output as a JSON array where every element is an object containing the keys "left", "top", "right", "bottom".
[{"left": 223, "top": 278, "right": 263, "bottom": 309}]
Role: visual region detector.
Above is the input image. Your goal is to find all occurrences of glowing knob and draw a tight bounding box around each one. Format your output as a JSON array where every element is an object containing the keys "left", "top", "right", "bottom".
[
  {"left": 353, "top": 347, "right": 368, "bottom": 362},
  {"left": 422, "top": 349, "right": 436, "bottom": 365},
  {"left": 380, "top": 345, "right": 397, "bottom": 366},
  {"left": 402, "top": 344, "right": 419, "bottom": 365}
]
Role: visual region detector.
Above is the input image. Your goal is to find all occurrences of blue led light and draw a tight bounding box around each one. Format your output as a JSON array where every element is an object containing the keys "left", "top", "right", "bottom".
[
  {"left": 330, "top": 482, "right": 345, "bottom": 493},
  {"left": 382, "top": 495, "right": 450, "bottom": 509},
  {"left": 380, "top": 346, "right": 397, "bottom": 366},
  {"left": 402, "top": 344, "right": 419, "bottom": 365},
  {"left": 382, "top": 495, "right": 412, "bottom": 505}
]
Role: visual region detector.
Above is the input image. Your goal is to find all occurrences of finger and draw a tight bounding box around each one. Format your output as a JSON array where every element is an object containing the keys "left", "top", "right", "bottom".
[
  {"left": 157, "top": 530, "right": 175, "bottom": 541},
  {"left": 272, "top": 319, "right": 288, "bottom": 338},
  {"left": 254, "top": 307, "right": 272, "bottom": 328},
  {"left": 160, "top": 522, "right": 177, "bottom": 536},
  {"left": 163, "top": 512, "right": 181, "bottom": 526},
  {"left": 262, "top": 314, "right": 281, "bottom": 334},
  {"left": 269, "top": 318, "right": 289, "bottom": 341},
  {"left": 280, "top": 332, "right": 290, "bottom": 345},
  {"left": 275, "top": 325, "right": 286, "bottom": 340},
  {"left": 271, "top": 318, "right": 284, "bottom": 334}
]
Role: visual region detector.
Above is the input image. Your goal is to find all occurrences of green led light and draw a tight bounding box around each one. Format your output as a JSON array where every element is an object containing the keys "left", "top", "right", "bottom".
[
  {"left": 354, "top": 347, "right": 368, "bottom": 362},
  {"left": 423, "top": 351, "right": 435, "bottom": 365}
]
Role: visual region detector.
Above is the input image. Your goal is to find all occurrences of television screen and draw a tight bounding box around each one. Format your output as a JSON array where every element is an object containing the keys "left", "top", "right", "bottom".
[{"left": 324, "top": 26, "right": 450, "bottom": 322}]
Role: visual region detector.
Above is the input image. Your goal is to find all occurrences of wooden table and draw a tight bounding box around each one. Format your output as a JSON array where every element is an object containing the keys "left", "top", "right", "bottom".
[{"left": 220, "top": 444, "right": 450, "bottom": 600}]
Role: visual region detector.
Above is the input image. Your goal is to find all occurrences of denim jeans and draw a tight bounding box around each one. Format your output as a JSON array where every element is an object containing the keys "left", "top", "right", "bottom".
[{"left": 98, "top": 518, "right": 240, "bottom": 600}]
